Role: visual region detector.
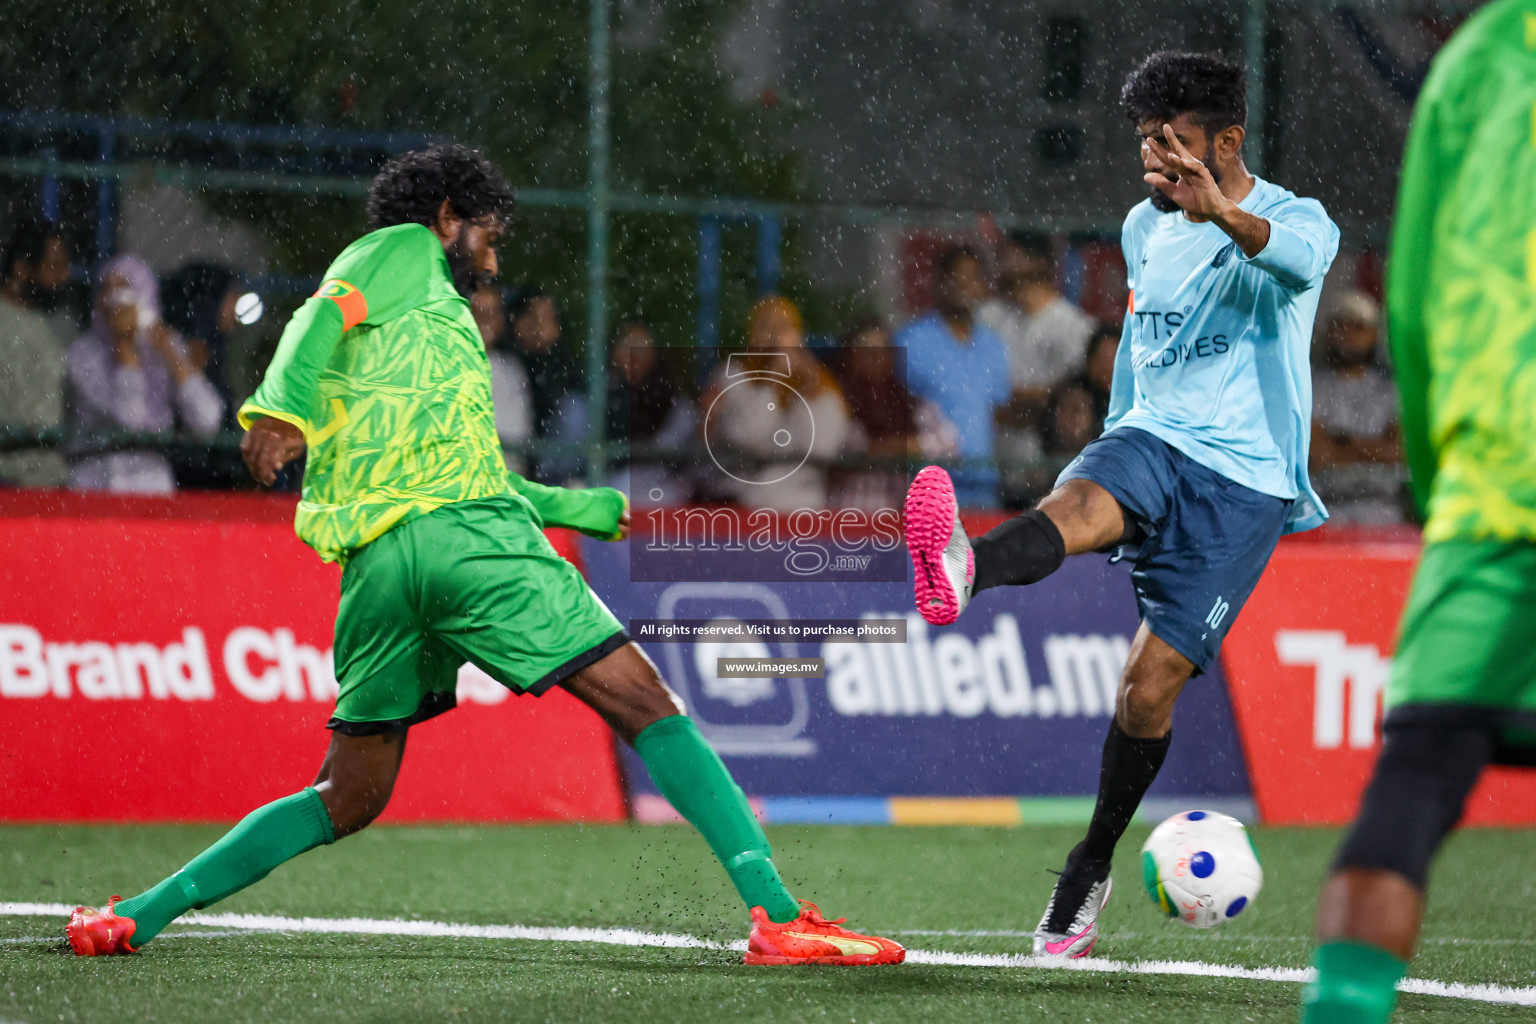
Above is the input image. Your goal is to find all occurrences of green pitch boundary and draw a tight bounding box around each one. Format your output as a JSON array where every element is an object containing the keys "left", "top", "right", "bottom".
[{"left": 5, "top": 902, "right": 1531, "bottom": 1008}]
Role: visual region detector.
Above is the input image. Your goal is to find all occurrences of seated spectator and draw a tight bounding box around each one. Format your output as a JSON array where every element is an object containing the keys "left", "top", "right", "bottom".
[
  {"left": 898, "top": 245, "right": 1011, "bottom": 506},
  {"left": 472, "top": 284, "right": 534, "bottom": 474},
  {"left": 162, "top": 262, "right": 251, "bottom": 410},
  {"left": 1006, "top": 323, "right": 1121, "bottom": 504},
  {"left": 702, "top": 295, "right": 849, "bottom": 510},
  {"left": 1081, "top": 321, "right": 1120, "bottom": 424},
  {"left": 1044, "top": 385, "right": 1100, "bottom": 456},
  {"left": 3, "top": 218, "right": 79, "bottom": 345},
  {"left": 0, "top": 217, "right": 69, "bottom": 487},
  {"left": 605, "top": 321, "right": 696, "bottom": 503},
  {"left": 509, "top": 285, "right": 585, "bottom": 482},
  {"left": 67, "top": 254, "right": 224, "bottom": 494},
  {"left": 829, "top": 319, "right": 917, "bottom": 510},
  {"left": 979, "top": 232, "right": 1095, "bottom": 430},
  {"left": 1310, "top": 290, "right": 1404, "bottom": 524}
]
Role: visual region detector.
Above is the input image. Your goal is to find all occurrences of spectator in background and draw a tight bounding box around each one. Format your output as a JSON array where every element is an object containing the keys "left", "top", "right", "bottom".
[
  {"left": 1, "top": 217, "right": 79, "bottom": 345},
  {"left": 0, "top": 218, "right": 70, "bottom": 487},
  {"left": 703, "top": 295, "right": 848, "bottom": 510},
  {"left": 899, "top": 245, "right": 1010, "bottom": 506},
  {"left": 509, "top": 285, "right": 585, "bottom": 482},
  {"left": 830, "top": 319, "right": 950, "bottom": 510},
  {"left": 472, "top": 284, "right": 534, "bottom": 474},
  {"left": 605, "top": 321, "right": 695, "bottom": 503},
  {"left": 1081, "top": 321, "right": 1120, "bottom": 424},
  {"left": 1023, "top": 323, "right": 1123, "bottom": 497},
  {"left": 979, "top": 232, "right": 1095, "bottom": 429},
  {"left": 161, "top": 262, "right": 245, "bottom": 409},
  {"left": 67, "top": 254, "right": 224, "bottom": 494},
  {"left": 1044, "top": 384, "right": 1100, "bottom": 457},
  {"left": 1310, "top": 290, "right": 1404, "bottom": 524}
]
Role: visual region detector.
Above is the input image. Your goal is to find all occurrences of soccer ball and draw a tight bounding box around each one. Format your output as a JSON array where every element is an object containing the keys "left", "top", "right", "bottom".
[{"left": 1140, "top": 810, "right": 1262, "bottom": 928}]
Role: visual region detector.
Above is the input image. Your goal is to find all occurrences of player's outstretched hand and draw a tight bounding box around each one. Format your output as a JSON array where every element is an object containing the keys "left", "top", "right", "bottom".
[
  {"left": 241, "top": 416, "right": 306, "bottom": 487},
  {"left": 1145, "top": 123, "right": 1228, "bottom": 220},
  {"left": 614, "top": 508, "right": 631, "bottom": 541}
]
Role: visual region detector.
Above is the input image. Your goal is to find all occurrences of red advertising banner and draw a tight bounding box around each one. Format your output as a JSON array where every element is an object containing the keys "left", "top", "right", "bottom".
[
  {"left": 0, "top": 491, "right": 626, "bottom": 824},
  {"left": 1221, "top": 531, "right": 1536, "bottom": 825}
]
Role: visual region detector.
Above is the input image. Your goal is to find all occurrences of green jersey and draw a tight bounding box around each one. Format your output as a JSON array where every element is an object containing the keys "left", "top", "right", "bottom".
[
  {"left": 240, "top": 223, "right": 624, "bottom": 562},
  {"left": 1388, "top": 0, "right": 1536, "bottom": 543}
]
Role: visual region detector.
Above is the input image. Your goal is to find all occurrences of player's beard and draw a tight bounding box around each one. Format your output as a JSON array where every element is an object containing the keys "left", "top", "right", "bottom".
[
  {"left": 444, "top": 227, "right": 486, "bottom": 298},
  {"left": 1148, "top": 157, "right": 1222, "bottom": 213},
  {"left": 1149, "top": 186, "right": 1182, "bottom": 213}
]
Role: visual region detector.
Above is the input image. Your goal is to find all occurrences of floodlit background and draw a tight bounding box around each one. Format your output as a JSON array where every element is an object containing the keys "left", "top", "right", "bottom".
[
  {"left": 0, "top": 0, "right": 1467, "bottom": 512},
  {"left": 3, "top": 5, "right": 1533, "bottom": 1024}
]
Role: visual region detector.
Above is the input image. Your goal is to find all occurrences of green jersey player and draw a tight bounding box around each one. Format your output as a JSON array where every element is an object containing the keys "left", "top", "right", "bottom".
[
  {"left": 66, "top": 144, "right": 903, "bottom": 967},
  {"left": 1303, "top": 2, "right": 1536, "bottom": 1020}
]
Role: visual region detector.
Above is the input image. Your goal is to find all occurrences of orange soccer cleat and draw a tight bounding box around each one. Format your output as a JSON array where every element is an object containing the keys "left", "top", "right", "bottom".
[
  {"left": 744, "top": 900, "right": 905, "bottom": 966},
  {"left": 66, "top": 896, "right": 139, "bottom": 956}
]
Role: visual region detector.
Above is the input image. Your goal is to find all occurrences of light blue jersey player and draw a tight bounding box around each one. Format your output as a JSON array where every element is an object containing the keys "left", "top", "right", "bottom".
[{"left": 901, "top": 52, "right": 1338, "bottom": 958}]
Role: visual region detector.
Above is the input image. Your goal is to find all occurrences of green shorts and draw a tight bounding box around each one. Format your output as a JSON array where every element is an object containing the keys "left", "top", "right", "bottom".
[
  {"left": 328, "top": 495, "right": 627, "bottom": 734},
  {"left": 1387, "top": 539, "right": 1536, "bottom": 751}
]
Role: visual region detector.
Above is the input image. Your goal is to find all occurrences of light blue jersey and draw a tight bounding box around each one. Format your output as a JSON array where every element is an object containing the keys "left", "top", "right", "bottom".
[{"left": 1101, "top": 176, "right": 1339, "bottom": 533}]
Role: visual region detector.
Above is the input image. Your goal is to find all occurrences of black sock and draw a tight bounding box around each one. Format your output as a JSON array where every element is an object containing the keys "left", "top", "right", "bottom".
[
  {"left": 972, "top": 509, "right": 1065, "bottom": 593},
  {"left": 1074, "top": 721, "right": 1172, "bottom": 872}
]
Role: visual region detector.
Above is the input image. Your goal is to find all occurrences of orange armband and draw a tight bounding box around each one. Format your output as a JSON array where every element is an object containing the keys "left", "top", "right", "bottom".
[{"left": 315, "top": 279, "right": 368, "bottom": 331}]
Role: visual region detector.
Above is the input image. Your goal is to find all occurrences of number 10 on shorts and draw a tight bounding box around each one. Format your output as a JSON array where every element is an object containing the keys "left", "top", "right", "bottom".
[{"left": 1206, "top": 596, "right": 1231, "bottom": 631}]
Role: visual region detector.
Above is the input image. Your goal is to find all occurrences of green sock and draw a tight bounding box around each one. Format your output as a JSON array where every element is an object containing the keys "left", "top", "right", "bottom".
[
  {"left": 115, "top": 787, "right": 335, "bottom": 946},
  {"left": 633, "top": 715, "right": 800, "bottom": 923},
  {"left": 1301, "top": 940, "right": 1407, "bottom": 1024}
]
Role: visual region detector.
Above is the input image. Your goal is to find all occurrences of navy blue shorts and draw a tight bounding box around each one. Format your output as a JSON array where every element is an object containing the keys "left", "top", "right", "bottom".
[{"left": 1057, "top": 427, "right": 1291, "bottom": 672}]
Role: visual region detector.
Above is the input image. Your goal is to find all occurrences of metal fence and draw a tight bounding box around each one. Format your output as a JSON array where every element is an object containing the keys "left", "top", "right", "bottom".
[{"left": 0, "top": 0, "right": 1455, "bottom": 498}]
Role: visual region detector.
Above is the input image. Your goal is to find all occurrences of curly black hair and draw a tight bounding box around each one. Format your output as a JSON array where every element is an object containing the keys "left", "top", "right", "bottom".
[
  {"left": 365, "top": 143, "right": 515, "bottom": 230},
  {"left": 1122, "top": 52, "right": 1246, "bottom": 135}
]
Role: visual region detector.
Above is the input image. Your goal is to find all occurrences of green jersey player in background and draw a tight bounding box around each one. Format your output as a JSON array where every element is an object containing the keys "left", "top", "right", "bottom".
[
  {"left": 66, "top": 144, "right": 903, "bottom": 967},
  {"left": 1303, "top": 2, "right": 1536, "bottom": 1020}
]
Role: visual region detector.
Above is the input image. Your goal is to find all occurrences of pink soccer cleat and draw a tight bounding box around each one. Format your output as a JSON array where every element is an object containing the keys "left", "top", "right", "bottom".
[
  {"left": 1033, "top": 876, "right": 1113, "bottom": 959},
  {"left": 904, "top": 466, "right": 974, "bottom": 626}
]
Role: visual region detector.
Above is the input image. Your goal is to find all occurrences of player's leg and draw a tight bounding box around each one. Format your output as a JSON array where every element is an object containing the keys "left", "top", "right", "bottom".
[
  {"left": 1301, "top": 723, "right": 1493, "bottom": 1024},
  {"left": 423, "top": 496, "right": 901, "bottom": 963},
  {"left": 67, "top": 730, "right": 406, "bottom": 955},
  {"left": 68, "top": 520, "right": 431, "bottom": 956},
  {"left": 561, "top": 642, "right": 904, "bottom": 964},
  {"left": 905, "top": 467, "right": 1126, "bottom": 625},
  {"left": 977, "top": 477, "right": 1129, "bottom": 587},
  {"left": 1034, "top": 440, "right": 1288, "bottom": 956},
  {"left": 1034, "top": 626, "right": 1192, "bottom": 956},
  {"left": 562, "top": 643, "right": 799, "bottom": 921},
  {"left": 1303, "top": 540, "right": 1536, "bottom": 1023}
]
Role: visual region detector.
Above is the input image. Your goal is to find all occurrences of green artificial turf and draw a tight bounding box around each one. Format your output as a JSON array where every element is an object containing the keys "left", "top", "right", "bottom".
[{"left": 1, "top": 823, "right": 1531, "bottom": 1023}]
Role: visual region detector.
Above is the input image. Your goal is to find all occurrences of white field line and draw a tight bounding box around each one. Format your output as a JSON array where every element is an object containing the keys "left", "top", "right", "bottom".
[
  {"left": 896, "top": 928, "right": 1536, "bottom": 948},
  {"left": 4, "top": 901, "right": 1533, "bottom": 1008},
  {"left": 1, "top": 928, "right": 257, "bottom": 945}
]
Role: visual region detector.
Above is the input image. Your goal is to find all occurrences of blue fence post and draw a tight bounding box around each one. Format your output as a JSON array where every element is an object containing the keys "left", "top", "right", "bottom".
[
  {"left": 696, "top": 215, "right": 723, "bottom": 385},
  {"left": 756, "top": 215, "right": 781, "bottom": 296},
  {"left": 95, "top": 124, "right": 117, "bottom": 260},
  {"left": 40, "top": 147, "right": 60, "bottom": 222}
]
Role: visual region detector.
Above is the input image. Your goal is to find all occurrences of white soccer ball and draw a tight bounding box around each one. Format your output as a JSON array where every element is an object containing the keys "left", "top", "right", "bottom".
[{"left": 1140, "top": 810, "right": 1263, "bottom": 929}]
